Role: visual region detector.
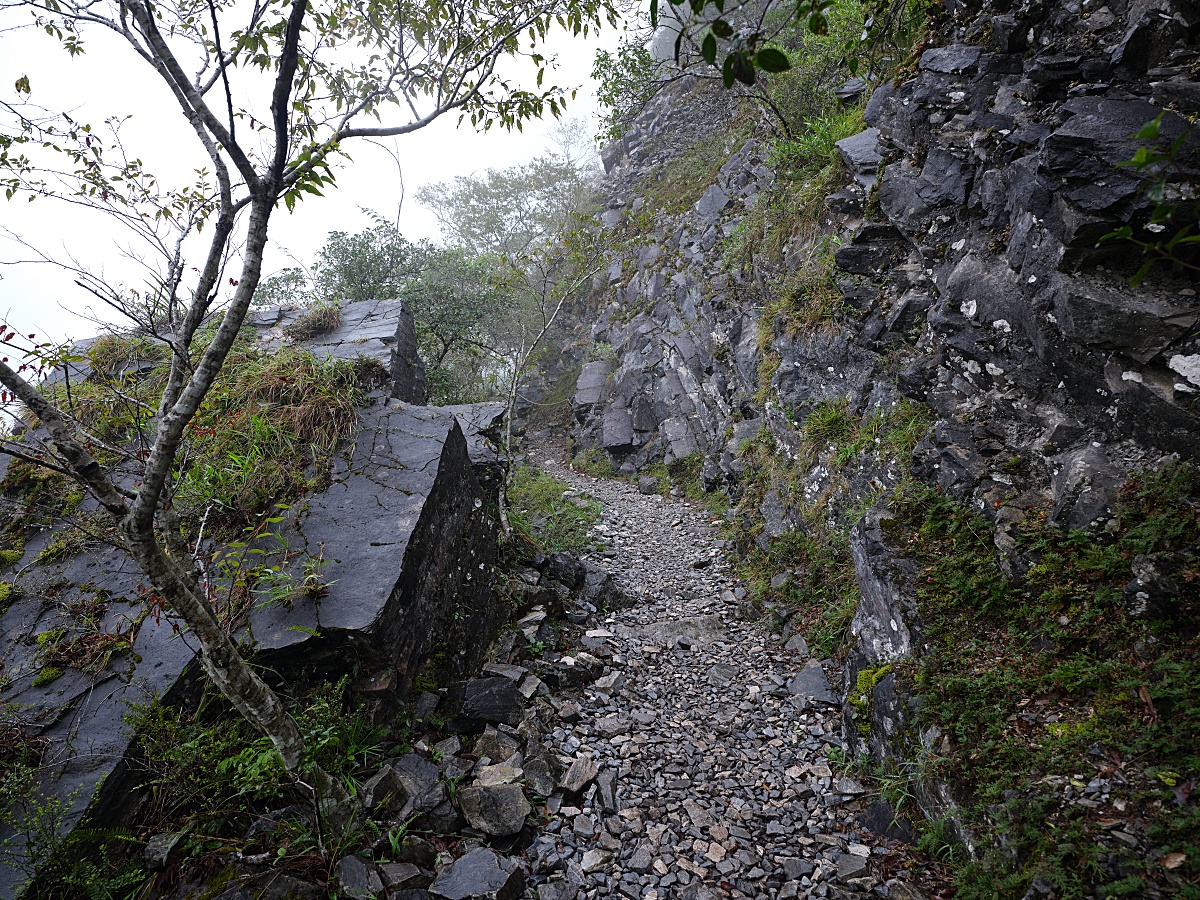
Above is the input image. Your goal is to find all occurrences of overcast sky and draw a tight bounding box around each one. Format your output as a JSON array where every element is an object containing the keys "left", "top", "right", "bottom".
[{"left": 0, "top": 7, "right": 623, "bottom": 344}]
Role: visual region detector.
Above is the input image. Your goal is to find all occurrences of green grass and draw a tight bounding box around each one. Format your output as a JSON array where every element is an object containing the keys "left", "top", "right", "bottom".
[
  {"left": 174, "top": 343, "right": 370, "bottom": 534},
  {"left": 15, "top": 675, "right": 393, "bottom": 897},
  {"left": 571, "top": 447, "right": 615, "bottom": 480},
  {"left": 508, "top": 465, "right": 601, "bottom": 553},
  {"left": 641, "top": 105, "right": 756, "bottom": 215},
  {"left": 886, "top": 462, "right": 1200, "bottom": 898}
]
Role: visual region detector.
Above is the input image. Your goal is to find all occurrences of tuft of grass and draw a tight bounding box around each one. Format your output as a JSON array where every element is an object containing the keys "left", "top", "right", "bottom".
[
  {"left": 175, "top": 344, "right": 364, "bottom": 534},
  {"left": 282, "top": 303, "right": 343, "bottom": 342},
  {"left": 87, "top": 332, "right": 167, "bottom": 376},
  {"left": 508, "top": 465, "right": 601, "bottom": 554},
  {"left": 641, "top": 107, "right": 756, "bottom": 215},
  {"left": 572, "top": 447, "right": 615, "bottom": 480}
]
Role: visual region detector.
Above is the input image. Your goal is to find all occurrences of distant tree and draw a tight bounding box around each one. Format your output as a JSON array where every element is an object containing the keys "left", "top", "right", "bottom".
[
  {"left": 400, "top": 247, "right": 511, "bottom": 403},
  {"left": 0, "top": 0, "right": 618, "bottom": 838},
  {"left": 416, "top": 147, "right": 601, "bottom": 258},
  {"left": 314, "top": 225, "right": 424, "bottom": 306},
  {"left": 593, "top": 35, "right": 663, "bottom": 145}
]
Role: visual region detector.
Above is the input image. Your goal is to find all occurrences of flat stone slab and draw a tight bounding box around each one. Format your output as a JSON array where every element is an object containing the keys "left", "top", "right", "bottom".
[
  {"left": 429, "top": 848, "right": 524, "bottom": 900},
  {"left": 788, "top": 658, "right": 838, "bottom": 705}
]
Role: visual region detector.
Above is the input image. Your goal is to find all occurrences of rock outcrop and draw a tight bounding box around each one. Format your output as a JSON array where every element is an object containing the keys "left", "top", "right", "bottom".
[{"left": 0, "top": 304, "right": 505, "bottom": 894}]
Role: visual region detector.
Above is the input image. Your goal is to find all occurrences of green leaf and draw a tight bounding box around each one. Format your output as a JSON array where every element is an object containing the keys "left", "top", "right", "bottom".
[
  {"left": 1134, "top": 114, "right": 1162, "bottom": 141},
  {"left": 755, "top": 47, "right": 790, "bottom": 73},
  {"left": 732, "top": 51, "right": 755, "bottom": 85},
  {"left": 722, "top": 55, "right": 736, "bottom": 88},
  {"left": 807, "top": 10, "right": 829, "bottom": 35},
  {"left": 15, "top": 75, "right": 31, "bottom": 94},
  {"left": 711, "top": 18, "right": 733, "bottom": 38},
  {"left": 701, "top": 33, "right": 717, "bottom": 66}
]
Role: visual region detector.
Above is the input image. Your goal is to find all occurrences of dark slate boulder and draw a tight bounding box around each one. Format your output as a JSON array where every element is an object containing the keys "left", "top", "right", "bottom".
[
  {"left": 0, "top": 402, "right": 504, "bottom": 896},
  {"left": 456, "top": 783, "right": 531, "bottom": 836},
  {"left": 391, "top": 299, "right": 428, "bottom": 404},
  {"left": 428, "top": 848, "right": 524, "bottom": 900},
  {"left": 462, "top": 676, "right": 524, "bottom": 726},
  {"left": 244, "top": 403, "right": 500, "bottom": 686}
]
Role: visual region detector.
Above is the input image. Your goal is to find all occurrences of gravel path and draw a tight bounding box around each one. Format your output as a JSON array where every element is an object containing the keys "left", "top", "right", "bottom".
[{"left": 524, "top": 448, "right": 898, "bottom": 900}]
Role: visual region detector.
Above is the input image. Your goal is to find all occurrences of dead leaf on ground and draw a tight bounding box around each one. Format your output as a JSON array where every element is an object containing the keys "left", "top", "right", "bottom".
[{"left": 1162, "top": 852, "right": 1187, "bottom": 870}]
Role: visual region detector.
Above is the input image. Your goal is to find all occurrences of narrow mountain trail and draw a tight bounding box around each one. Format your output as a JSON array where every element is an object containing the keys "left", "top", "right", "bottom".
[{"left": 524, "top": 447, "right": 919, "bottom": 900}]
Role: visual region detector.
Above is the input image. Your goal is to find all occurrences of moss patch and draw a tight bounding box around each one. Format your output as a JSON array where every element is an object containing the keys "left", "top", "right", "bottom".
[
  {"left": 850, "top": 664, "right": 892, "bottom": 737},
  {"left": 887, "top": 461, "right": 1200, "bottom": 898}
]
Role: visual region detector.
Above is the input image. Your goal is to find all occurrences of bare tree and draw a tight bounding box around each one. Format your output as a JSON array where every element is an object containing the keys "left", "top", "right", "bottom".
[
  {"left": 0, "top": 0, "right": 616, "bottom": 820},
  {"left": 480, "top": 230, "right": 602, "bottom": 537}
]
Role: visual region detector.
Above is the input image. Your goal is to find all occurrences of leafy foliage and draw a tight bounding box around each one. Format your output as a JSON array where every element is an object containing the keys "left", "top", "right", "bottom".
[
  {"left": 592, "top": 36, "right": 663, "bottom": 146},
  {"left": 416, "top": 149, "right": 600, "bottom": 258},
  {"left": 1098, "top": 113, "right": 1200, "bottom": 286}
]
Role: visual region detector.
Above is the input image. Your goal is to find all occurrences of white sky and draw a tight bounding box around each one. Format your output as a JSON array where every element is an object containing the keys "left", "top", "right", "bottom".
[{"left": 0, "top": 7, "right": 624, "bottom": 343}]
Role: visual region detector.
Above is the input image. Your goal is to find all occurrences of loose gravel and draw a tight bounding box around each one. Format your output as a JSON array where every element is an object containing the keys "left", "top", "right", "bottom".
[{"left": 523, "top": 449, "right": 900, "bottom": 900}]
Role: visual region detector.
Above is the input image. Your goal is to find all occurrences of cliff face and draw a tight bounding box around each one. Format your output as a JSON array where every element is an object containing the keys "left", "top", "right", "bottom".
[{"left": 570, "top": 0, "right": 1199, "bottom": 889}]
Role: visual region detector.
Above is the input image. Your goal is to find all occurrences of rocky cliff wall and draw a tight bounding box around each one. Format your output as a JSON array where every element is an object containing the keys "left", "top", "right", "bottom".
[{"left": 568, "top": 0, "right": 1199, "bottom": 885}]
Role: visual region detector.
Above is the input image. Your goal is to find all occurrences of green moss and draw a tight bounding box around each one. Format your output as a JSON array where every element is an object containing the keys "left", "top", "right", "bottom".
[
  {"left": 886, "top": 461, "right": 1200, "bottom": 898},
  {"left": 849, "top": 664, "right": 892, "bottom": 737},
  {"left": 508, "top": 465, "right": 601, "bottom": 553},
  {"left": 36, "top": 529, "right": 90, "bottom": 566},
  {"left": 0, "top": 548, "right": 23, "bottom": 568},
  {"left": 0, "top": 581, "right": 18, "bottom": 612},
  {"left": 32, "top": 666, "right": 64, "bottom": 687}
]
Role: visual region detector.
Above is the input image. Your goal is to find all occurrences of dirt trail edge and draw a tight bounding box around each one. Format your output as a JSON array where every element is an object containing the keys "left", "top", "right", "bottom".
[{"left": 525, "top": 448, "right": 916, "bottom": 900}]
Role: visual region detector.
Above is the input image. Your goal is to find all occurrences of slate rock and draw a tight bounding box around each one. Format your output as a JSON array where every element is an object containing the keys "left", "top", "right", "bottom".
[
  {"left": 547, "top": 552, "right": 586, "bottom": 590},
  {"left": 788, "top": 659, "right": 837, "bottom": 705},
  {"left": 456, "top": 783, "right": 531, "bottom": 837},
  {"left": 390, "top": 300, "right": 427, "bottom": 404},
  {"left": 696, "top": 184, "right": 730, "bottom": 224},
  {"left": 392, "top": 836, "right": 439, "bottom": 869},
  {"left": 362, "top": 764, "right": 412, "bottom": 815},
  {"left": 836, "top": 128, "right": 881, "bottom": 188},
  {"left": 392, "top": 753, "right": 441, "bottom": 800},
  {"left": 536, "top": 879, "right": 579, "bottom": 900},
  {"left": 428, "top": 848, "right": 524, "bottom": 900},
  {"left": 379, "top": 863, "right": 431, "bottom": 891},
  {"left": 784, "top": 631, "right": 810, "bottom": 656},
  {"left": 473, "top": 725, "right": 521, "bottom": 763},
  {"left": 523, "top": 758, "right": 557, "bottom": 797},
  {"left": 919, "top": 44, "right": 981, "bottom": 73},
  {"left": 451, "top": 677, "right": 525, "bottom": 730},
  {"left": 335, "top": 855, "right": 384, "bottom": 899},
  {"left": 560, "top": 755, "right": 599, "bottom": 793},
  {"left": 836, "top": 852, "right": 870, "bottom": 882}
]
